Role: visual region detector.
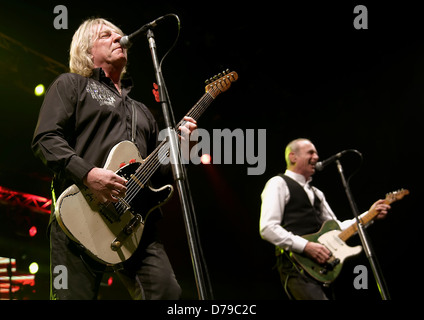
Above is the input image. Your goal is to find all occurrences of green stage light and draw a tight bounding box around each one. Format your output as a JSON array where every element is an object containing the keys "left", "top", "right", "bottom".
[
  {"left": 29, "top": 262, "right": 39, "bottom": 274},
  {"left": 34, "top": 84, "right": 45, "bottom": 96}
]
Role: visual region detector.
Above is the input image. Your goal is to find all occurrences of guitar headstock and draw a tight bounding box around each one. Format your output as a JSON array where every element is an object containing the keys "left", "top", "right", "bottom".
[
  {"left": 385, "top": 189, "right": 410, "bottom": 204},
  {"left": 205, "top": 69, "right": 238, "bottom": 98}
]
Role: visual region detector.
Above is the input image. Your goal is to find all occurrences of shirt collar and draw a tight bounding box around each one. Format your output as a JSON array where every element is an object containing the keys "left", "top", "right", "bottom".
[
  {"left": 91, "top": 68, "right": 134, "bottom": 92},
  {"left": 285, "top": 169, "right": 313, "bottom": 187}
]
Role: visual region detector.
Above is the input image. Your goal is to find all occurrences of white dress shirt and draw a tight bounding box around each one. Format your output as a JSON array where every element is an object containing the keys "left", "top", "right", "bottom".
[{"left": 259, "top": 170, "right": 363, "bottom": 253}]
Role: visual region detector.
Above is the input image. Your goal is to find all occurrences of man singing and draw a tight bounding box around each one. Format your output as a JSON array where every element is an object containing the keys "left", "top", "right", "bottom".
[{"left": 32, "top": 18, "right": 197, "bottom": 300}]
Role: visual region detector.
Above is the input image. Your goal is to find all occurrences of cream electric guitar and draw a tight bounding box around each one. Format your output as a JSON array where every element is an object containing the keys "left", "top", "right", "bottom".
[
  {"left": 55, "top": 70, "right": 238, "bottom": 265},
  {"left": 290, "top": 189, "right": 409, "bottom": 284}
]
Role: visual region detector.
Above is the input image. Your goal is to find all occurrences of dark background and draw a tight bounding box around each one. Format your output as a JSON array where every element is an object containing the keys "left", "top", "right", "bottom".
[{"left": 0, "top": 1, "right": 421, "bottom": 300}]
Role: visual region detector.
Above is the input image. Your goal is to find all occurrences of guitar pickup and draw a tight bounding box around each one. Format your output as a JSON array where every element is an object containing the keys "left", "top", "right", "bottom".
[
  {"left": 111, "top": 214, "right": 143, "bottom": 251},
  {"left": 327, "top": 258, "right": 340, "bottom": 269},
  {"left": 124, "top": 214, "right": 143, "bottom": 235},
  {"left": 319, "top": 256, "right": 340, "bottom": 275}
]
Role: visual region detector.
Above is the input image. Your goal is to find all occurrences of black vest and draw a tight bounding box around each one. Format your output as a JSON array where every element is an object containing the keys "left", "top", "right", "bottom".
[{"left": 279, "top": 174, "right": 323, "bottom": 236}]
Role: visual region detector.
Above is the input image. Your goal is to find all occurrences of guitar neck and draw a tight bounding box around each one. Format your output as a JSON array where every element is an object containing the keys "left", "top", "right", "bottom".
[
  {"left": 175, "top": 91, "right": 215, "bottom": 130},
  {"left": 124, "top": 70, "right": 238, "bottom": 198},
  {"left": 175, "top": 82, "right": 224, "bottom": 130},
  {"left": 155, "top": 91, "right": 212, "bottom": 160},
  {"left": 338, "top": 207, "right": 380, "bottom": 242},
  {"left": 338, "top": 189, "right": 409, "bottom": 242},
  {"left": 136, "top": 85, "right": 222, "bottom": 184}
]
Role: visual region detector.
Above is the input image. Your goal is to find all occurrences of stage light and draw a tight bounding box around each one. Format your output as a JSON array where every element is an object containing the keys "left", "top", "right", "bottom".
[
  {"left": 29, "top": 262, "right": 39, "bottom": 274},
  {"left": 200, "top": 154, "right": 211, "bottom": 164},
  {"left": 29, "top": 226, "right": 37, "bottom": 237},
  {"left": 34, "top": 84, "right": 45, "bottom": 96},
  {"left": 107, "top": 276, "right": 113, "bottom": 286}
]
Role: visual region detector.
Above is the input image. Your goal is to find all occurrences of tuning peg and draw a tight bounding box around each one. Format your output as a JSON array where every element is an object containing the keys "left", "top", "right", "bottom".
[{"left": 205, "top": 79, "right": 210, "bottom": 85}]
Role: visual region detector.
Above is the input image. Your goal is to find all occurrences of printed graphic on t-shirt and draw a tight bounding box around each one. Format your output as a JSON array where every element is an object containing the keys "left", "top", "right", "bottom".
[{"left": 86, "top": 79, "right": 116, "bottom": 107}]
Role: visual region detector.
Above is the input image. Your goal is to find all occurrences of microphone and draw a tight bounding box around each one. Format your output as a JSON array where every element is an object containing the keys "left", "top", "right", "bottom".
[
  {"left": 120, "top": 15, "right": 168, "bottom": 49},
  {"left": 315, "top": 150, "right": 349, "bottom": 171}
]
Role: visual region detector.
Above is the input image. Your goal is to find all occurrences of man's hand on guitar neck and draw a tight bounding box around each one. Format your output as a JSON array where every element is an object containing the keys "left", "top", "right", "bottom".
[
  {"left": 369, "top": 199, "right": 391, "bottom": 220},
  {"left": 83, "top": 167, "right": 127, "bottom": 203},
  {"left": 304, "top": 242, "right": 332, "bottom": 265},
  {"left": 178, "top": 116, "right": 198, "bottom": 162}
]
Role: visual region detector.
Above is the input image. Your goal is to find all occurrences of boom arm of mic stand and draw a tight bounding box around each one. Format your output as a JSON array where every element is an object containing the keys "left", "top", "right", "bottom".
[
  {"left": 145, "top": 29, "right": 212, "bottom": 300},
  {"left": 335, "top": 159, "right": 390, "bottom": 300}
]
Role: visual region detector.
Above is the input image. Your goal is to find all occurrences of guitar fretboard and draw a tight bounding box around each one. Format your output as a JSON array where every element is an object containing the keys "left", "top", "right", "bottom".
[{"left": 338, "top": 189, "right": 409, "bottom": 242}]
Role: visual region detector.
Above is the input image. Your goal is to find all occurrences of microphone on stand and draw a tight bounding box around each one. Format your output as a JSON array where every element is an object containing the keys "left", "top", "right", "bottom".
[
  {"left": 315, "top": 150, "right": 349, "bottom": 171},
  {"left": 120, "top": 15, "right": 168, "bottom": 49}
]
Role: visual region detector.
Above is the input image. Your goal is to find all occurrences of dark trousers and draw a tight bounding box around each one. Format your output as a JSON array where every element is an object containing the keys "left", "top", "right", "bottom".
[
  {"left": 276, "top": 252, "right": 333, "bottom": 300},
  {"left": 49, "top": 219, "right": 181, "bottom": 300}
]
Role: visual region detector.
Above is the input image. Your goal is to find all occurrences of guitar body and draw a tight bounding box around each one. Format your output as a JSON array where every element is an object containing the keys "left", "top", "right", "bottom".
[
  {"left": 291, "top": 220, "right": 362, "bottom": 284},
  {"left": 55, "top": 141, "right": 173, "bottom": 265}
]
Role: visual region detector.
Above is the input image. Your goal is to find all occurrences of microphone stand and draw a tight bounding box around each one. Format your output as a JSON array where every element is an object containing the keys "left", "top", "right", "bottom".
[
  {"left": 335, "top": 159, "right": 390, "bottom": 300},
  {"left": 146, "top": 29, "right": 212, "bottom": 300}
]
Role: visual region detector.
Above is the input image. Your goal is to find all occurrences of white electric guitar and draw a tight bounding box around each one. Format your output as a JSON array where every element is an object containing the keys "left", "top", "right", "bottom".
[
  {"left": 54, "top": 71, "right": 238, "bottom": 265},
  {"left": 290, "top": 189, "right": 409, "bottom": 284}
]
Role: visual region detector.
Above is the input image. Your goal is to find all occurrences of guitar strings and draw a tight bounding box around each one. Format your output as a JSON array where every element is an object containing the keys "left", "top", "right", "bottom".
[
  {"left": 114, "top": 89, "right": 217, "bottom": 214},
  {"left": 133, "top": 91, "right": 215, "bottom": 185},
  {"left": 130, "top": 90, "right": 215, "bottom": 180},
  {"left": 114, "top": 74, "right": 236, "bottom": 214}
]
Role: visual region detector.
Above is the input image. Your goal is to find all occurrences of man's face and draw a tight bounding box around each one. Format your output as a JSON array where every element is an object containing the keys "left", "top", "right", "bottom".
[
  {"left": 291, "top": 140, "right": 319, "bottom": 179},
  {"left": 91, "top": 24, "right": 127, "bottom": 70}
]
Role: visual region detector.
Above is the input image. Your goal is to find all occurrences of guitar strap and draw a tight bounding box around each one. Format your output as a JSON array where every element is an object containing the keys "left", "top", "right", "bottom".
[
  {"left": 131, "top": 101, "right": 137, "bottom": 145},
  {"left": 310, "top": 187, "right": 323, "bottom": 220}
]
